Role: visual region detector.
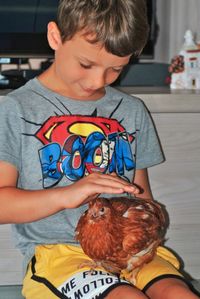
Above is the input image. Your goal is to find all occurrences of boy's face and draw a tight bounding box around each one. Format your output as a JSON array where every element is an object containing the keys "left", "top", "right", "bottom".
[{"left": 49, "top": 27, "right": 131, "bottom": 100}]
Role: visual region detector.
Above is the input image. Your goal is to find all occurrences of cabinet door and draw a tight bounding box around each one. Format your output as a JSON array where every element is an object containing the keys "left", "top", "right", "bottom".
[
  {"left": 0, "top": 224, "right": 23, "bottom": 285},
  {"left": 149, "top": 113, "right": 200, "bottom": 279}
]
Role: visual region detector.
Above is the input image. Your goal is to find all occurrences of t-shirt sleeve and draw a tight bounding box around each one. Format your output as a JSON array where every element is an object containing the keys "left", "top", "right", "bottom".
[
  {"left": 135, "top": 100, "right": 165, "bottom": 169},
  {"left": 0, "top": 96, "right": 21, "bottom": 171}
]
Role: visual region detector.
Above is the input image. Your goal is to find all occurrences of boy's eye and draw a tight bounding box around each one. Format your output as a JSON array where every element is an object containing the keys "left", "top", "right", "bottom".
[
  {"left": 112, "top": 67, "right": 123, "bottom": 73},
  {"left": 80, "top": 63, "right": 92, "bottom": 69}
]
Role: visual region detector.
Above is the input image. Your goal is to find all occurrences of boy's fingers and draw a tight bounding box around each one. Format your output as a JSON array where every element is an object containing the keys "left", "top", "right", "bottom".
[
  {"left": 100, "top": 173, "right": 140, "bottom": 193},
  {"left": 90, "top": 176, "right": 140, "bottom": 194},
  {"left": 93, "top": 173, "right": 131, "bottom": 186},
  {"left": 110, "top": 172, "right": 117, "bottom": 177}
]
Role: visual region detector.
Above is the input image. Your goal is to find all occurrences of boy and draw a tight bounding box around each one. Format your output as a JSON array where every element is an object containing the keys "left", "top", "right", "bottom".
[{"left": 0, "top": 0, "right": 198, "bottom": 298}]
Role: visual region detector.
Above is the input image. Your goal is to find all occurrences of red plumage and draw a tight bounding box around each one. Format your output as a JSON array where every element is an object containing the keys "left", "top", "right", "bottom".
[{"left": 75, "top": 196, "right": 167, "bottom": 283}]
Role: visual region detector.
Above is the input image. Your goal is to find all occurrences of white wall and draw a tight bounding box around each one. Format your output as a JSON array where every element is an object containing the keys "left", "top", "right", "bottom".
[{"left": 154, "top": 0, "right": 200, "bottom": 63}]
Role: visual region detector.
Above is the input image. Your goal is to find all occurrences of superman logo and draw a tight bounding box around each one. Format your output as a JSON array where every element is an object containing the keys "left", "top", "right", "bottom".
[{"left": 36, "top": 115, "right": 135, "bottom": 188}]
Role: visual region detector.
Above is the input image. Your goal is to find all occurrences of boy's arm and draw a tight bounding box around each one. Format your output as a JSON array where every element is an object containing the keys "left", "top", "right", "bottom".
[
  {"left": 133, "top": 168, "right": 154, "bottom": 201},
  {"left": 0, "top": 161, "right": 139, "bottom": 224}
]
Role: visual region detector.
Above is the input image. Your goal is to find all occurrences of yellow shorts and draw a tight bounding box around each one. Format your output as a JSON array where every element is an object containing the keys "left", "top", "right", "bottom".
[{"left": 22, "top": 244, "right": 184, "bottom": 299}]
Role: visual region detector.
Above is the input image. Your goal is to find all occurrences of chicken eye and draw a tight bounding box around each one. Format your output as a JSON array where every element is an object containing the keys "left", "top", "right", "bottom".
[{"left": 99, "top": 207, "right": 105, "bottom": 215}]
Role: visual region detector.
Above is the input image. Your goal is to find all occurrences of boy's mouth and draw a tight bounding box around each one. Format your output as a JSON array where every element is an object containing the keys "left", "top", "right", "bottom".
[
  {"left": 82, "top": 85, "right": 102, "bottom": 93},
  {"left": 83, "top": 87, "right": 96, "bottom": 93},
  {"left": 80, "top": 88, "right": 98, "bottom": 97},
  {"left": 79, "top": 84, "right": 105, "bottom": 98}
]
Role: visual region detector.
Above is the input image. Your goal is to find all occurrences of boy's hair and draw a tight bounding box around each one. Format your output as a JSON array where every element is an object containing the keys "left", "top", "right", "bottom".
[{"left": 57, "top": 0, "right": 149, "bottom": 57}]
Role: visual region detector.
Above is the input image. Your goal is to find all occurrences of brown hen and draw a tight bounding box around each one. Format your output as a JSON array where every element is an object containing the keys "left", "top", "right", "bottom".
[{"left": 75, "top": 196, "right": 167, "bottom": 283}]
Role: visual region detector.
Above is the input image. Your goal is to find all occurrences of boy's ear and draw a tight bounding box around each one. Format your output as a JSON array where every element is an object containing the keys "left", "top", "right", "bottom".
[{"left": 47, "top": 21, "right": 62, "bottom": 50}]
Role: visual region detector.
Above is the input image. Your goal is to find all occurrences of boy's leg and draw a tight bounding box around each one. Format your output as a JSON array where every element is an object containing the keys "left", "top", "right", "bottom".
[
  {"left": 146, "top": 277, "right": 200, "bottom": 299},
  {"left": 126, "top": 246, "right": 199, "bottom": 299},
  {"left": 105, "top": 284, "right": 148, "bottom": 299},
  {"left": 22, "top": 244, "right": 138, "bottom": 299}
]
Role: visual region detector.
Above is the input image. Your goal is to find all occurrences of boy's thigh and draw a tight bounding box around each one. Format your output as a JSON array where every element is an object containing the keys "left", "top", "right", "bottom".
[
  {"left": 22, "top": 244, "right": 131, "bottom": 299},
  {"left": 22, "top": 245, "right": 184, "bottom": 298},
  {"left": 133, "top": 246, "right": 184, "bottom": 291}
]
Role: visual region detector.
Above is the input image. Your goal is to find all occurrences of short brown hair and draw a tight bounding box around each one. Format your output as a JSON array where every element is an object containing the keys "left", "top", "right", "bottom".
[{"left": 57, "top": 0, "right": 149, "bottom": 57}]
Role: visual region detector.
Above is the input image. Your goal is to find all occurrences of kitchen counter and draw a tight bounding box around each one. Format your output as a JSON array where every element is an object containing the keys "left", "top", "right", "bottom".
[
  {"left": 116, "top": 86, "right": 200, "bottom": 113},
  {"left": 1, "top": 86, "right": 200, "bottom": 113}
]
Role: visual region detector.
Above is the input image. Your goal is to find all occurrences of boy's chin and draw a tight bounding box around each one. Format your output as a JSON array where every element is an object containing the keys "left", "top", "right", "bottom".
[{"left": 78, "top": 86, "right": 105, "bottom": 100}]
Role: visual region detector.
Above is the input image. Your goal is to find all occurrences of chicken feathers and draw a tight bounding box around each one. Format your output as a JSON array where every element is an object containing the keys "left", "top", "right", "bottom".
[{"left": 75, "top": 196, "right": 167, "bottom": 283}]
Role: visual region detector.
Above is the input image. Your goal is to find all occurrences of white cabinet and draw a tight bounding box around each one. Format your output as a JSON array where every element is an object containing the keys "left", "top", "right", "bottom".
[
  {"left": 0, "top": 94, "right": 24, "bottom": 285},
  {"left": 126, "top": 87, "right": 200, "bottom": 279},
  {"left": 0, "top": 224, "right": 23, "bottom": 285},
  {"left": 149, "top": 113, "right": 200, "bottom": 279}
]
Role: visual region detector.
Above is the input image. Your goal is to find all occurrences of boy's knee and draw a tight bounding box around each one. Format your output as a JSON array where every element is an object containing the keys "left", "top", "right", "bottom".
[
  {"left": 146, "top": 277, "right": 195, "bottom": 299},
  {"left": 105, "top": 284, "right": 148, "bottom": 299}
]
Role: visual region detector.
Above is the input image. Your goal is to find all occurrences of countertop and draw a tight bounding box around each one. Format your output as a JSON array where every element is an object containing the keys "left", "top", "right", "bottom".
[
  {"left": 1, "top": 86, "right": 200, "bottom": 113},
  {"left": 116, "top": 86, "right": 200, "bottom": 113}
]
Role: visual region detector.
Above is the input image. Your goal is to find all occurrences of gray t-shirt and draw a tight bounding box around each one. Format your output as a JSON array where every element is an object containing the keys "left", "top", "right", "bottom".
[{"left": 0, "top": 78, "right": 164, "bottom": 271}]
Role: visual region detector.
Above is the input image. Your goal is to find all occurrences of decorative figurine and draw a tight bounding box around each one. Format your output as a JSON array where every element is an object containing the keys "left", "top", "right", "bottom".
[{"left": 169, "top": 30, "right": 200, "bottom": 89}]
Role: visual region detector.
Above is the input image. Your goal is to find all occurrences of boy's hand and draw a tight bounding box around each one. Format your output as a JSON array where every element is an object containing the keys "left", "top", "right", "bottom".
[{"left": 62, "top": 172, "right": 140, "bottom": 209}]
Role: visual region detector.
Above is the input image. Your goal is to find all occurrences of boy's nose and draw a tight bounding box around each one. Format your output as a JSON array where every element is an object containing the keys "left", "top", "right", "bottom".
[{"left": 89, "top": 72, "right": 106, "bottom": 89}]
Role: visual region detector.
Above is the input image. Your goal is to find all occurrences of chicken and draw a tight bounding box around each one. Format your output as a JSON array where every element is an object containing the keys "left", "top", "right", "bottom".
[{"left": 75, "top": 196, "right": 167, "bottom": 283}]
